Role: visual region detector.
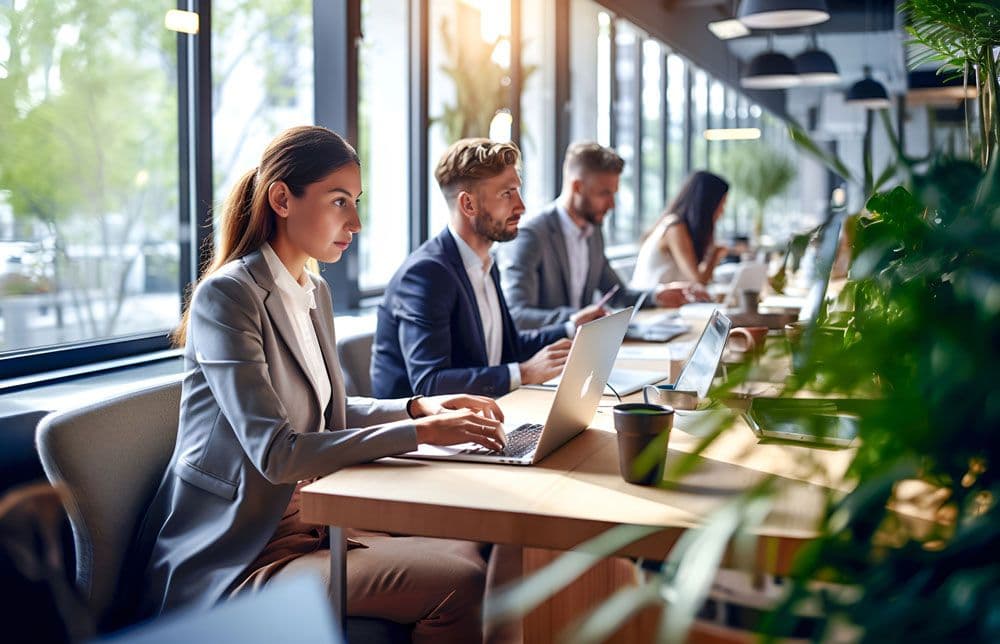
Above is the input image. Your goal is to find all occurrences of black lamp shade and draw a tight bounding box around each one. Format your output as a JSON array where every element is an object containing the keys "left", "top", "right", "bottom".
[
  {"left": 794, "top": 48, "right": 840, "bottom": 85},
  {"left": 738, "top": 0, "right": 830, "bottom": 29},
  {"left": 846, "top": 76, "right": 891, "bottom": 109},
  {"left": 741, "top": 51, "right": 800, "bottom": 89}
]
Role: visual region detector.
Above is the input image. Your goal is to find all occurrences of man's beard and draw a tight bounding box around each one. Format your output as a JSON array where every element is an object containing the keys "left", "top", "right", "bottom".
[
  {"left": 577, "top": 198, "right": 606, "bottom": 226},
  {"left": 472, "top": 210, "right": 519, "bottom": 242}
]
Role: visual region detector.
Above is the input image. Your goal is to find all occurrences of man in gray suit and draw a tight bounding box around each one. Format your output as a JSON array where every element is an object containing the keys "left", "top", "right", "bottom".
[{"left": 498, "top": 142, "right": 694, "bottom": 329}]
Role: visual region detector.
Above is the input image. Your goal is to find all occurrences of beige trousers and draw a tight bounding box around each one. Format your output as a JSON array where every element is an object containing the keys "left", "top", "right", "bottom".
[{"left": 277, "top": 533, "right": 489, "bottom": 644}]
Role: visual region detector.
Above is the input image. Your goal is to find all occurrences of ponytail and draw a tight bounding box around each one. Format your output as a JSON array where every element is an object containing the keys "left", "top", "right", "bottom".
[{"left": 172, "top": 126, "right": 359, "bottom": 347}]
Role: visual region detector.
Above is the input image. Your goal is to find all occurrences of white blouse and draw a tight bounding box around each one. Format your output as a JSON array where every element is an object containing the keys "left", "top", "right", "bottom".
[
  {"left": 630, "top": 214, "right": 686, "bottom": 289},
  {"left": 261, "top": 242, "right": 332, "bottom": 431}
]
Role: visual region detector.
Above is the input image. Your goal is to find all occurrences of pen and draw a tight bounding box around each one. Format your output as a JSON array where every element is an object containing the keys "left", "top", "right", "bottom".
[{"left": 593, "top": 284, "right": 620, "bottom": 309}]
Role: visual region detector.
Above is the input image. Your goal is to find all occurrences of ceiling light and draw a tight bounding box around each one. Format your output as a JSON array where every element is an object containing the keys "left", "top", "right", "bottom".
[
  {"left": 741, "top": 51, "right": 801, "bottom": 89},
  {"left": 845, "top": 66, "right": 891, "bottom": 109},
  {"left": 708, "top": 19, "right": 751, "bottom": 40},
  {"left": 737, "top": 0, "right": 830, "bottom": 30},
  {"left": 794, "top": 47, "right": 839, "bottom": 86},
  {"left": 164, "top": 9, "right": 199, "bottom": 34},
  {"left": 703, "top": 127, "right": 762, "bottom": 141}
]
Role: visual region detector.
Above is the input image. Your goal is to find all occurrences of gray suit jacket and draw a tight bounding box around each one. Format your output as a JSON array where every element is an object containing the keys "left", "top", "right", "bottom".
[
  {"left": 134, "top": 250, "right": 417, "bottom": 618},
  {"left": 498, "top": 204, "right": 646, "bottom": 329}
]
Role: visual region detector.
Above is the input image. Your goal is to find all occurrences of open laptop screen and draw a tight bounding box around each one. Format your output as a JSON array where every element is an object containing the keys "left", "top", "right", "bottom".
[
  {"left": 673, "top": 310, "right": 732, "bottom": 398},
  {"left": 798, "top": 213, "right": 845, "bottom": 324}
]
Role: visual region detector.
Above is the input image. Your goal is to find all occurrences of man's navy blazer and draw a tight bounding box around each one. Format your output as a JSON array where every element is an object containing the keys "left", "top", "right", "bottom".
[{"left": 371, "top": 228, "right": 567, "bottom": 398}]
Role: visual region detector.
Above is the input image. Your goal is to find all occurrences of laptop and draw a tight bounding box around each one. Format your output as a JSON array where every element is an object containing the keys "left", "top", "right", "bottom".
[
  {"left": 398, "top": 307, "right": 633, "bottom": 466},
  {"left": 796, "top": 213, "right": 844, "bottom": 324},
  {"left": 660, "top": 308, "right": 732, "bottom": 398},
  {"left": 624, "top": 290, "right": 690, "bottom": 342},
  {"left": 709, "top": 261, "right": 768, "bottom": 308},
  {"left": 759, "top": 213, "right": 845, "bottom": 318}
]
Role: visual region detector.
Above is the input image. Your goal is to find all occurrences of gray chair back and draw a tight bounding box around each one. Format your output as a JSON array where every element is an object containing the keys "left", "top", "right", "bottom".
[
  {"left": 35, "top": 375, "right": 183, "bottom": 625},
  {"left": 337, "top": 331, "right": 374, "bottom": 397}
]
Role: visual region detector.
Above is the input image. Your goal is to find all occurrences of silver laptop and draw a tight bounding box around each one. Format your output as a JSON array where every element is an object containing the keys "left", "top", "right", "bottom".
[
  {"left": 657, "top": 308, "right": 732, "bottom": 398},
  {"left": 711, "top": 261, "right": 767, "bottom": 308},
  {"left": 398, "top": 307, "right": 633, "bottom": 466},
  {"left": 541, "top": 298, "right": 668, "bottom": 396}
]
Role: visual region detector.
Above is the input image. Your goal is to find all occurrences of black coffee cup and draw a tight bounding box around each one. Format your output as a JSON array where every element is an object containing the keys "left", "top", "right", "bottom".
[{"left": 612, "top": 403, "right": 674, "bottom": 485}]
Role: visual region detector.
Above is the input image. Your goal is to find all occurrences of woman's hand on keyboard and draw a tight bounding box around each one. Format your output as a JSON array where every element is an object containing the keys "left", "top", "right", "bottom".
[
  {"left": 408, "top": 393, "right": 505, "bottom": 423},
  {"left": 414, "top": 409, "right": 507, "bottom": 452}
]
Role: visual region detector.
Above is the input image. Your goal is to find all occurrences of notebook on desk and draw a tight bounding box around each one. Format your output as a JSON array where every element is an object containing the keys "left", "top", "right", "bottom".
[{"left": 397, "top": 307, "right": 632, "bottom": 466}]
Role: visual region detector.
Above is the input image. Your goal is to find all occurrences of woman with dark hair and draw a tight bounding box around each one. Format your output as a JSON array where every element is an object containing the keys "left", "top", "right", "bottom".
[
  {"left": 630, "top": 171, "right": 730, "bottom": 289},
  {"left": 135, "top": 126, "right": 507, "bottom": 642}
]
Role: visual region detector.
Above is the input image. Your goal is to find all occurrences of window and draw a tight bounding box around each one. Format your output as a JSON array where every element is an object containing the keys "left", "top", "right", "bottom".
[
  {"left": 428, "top": 0, "right": 513, "bottom": 235},
  {"left": 640, "top": 39, "right": 664, "bottom": 230},
  {"left": 569, "top": 0, "right": 611, "bottom": 146},
  {"left": 0, "top": 1, "right": 179, "bottom": 355},
  {"left": 357, "top": 0, "right": 409, "bottom": 290},
  {"left": 707, "top": 77, "right": 725, "bottom": 171},
  {"left": 212, "top": 0, "right": 314, "bottom": 208},
  {"left": 520, "top": 0, "right": 557, "bottom": 209},
  {"left": 609, "top": 19, "right": 640, "bottom": 246},
  {"left": 665, "top": 53, "right": 687, "bottom": 200},
  {"left": 691, "top": 68, "right": 708, "bottom": 170}
]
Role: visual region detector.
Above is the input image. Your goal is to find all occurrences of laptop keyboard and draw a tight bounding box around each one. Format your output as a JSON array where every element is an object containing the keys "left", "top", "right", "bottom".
[{"left": 460, "top": 422, "right": 543, "bottom": 458}]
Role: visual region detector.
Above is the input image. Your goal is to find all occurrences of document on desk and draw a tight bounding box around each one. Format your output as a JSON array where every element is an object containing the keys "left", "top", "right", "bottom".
[{"left": 616, "top": 340, "right": 695, "bottom": 362}]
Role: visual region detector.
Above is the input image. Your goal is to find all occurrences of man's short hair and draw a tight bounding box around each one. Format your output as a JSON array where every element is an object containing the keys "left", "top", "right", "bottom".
[
  {"left": 434, "top": 138, "right": 521, "bottom": 205},
  {"left": 563, "top": 142, "right": 625, "bottom": 177}
]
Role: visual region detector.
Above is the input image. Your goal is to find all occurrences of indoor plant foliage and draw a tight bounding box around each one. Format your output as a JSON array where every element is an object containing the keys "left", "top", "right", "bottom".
[
  {"left": 433, "top": 11, "right": 537, "bottom": 142},
  {"left": 767, "top": 155, "right": 1000, "bottom": 642},
  {"left": 904, "top": 0, "right": 1000, "bottom": 167},
  {"left": 718, "top": 142, "right": 797, "bottom": 245}
]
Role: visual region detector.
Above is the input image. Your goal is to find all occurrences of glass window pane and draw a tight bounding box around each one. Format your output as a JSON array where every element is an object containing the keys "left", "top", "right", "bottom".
[
  {"left": 1, "top": 1, "right": 179, "bottom": 353},
  {"left": 691, "top": 68, "right": 708, "bottom": 170},
  {"left": 569, "top": 0, "right": 611, "bottom": 145},
  {"left": 212, "top": 0, "right": 313, "bottom": 212},
  {"left": 609, "top": 19, "right": 639, "bottom": 246},
  {"left": 358, "top": 0, "right": 409, "bottom": 290},
  {"left": 666, "top": 54, "right": 687, "bottom": 200},
  {"left": 521, "top": 0, "right": 557, "bottom": 208},
  {"left": 641, "top": 39, "right": 664, "bottom": 230},
  {"left": 707, "top": 78, "right": 725, "bottom": 171},
  {"left": 428, "top": 0, "right": 512, "bottom": 236}
]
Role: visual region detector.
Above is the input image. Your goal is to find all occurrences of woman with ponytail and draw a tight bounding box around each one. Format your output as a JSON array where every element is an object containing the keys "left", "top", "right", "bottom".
[{"left": 137, "top": 126, "right": 506, "bottom": 642}]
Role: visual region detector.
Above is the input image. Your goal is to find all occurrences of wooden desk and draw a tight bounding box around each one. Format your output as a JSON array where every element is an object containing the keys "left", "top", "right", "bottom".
[{"left": 302, "top": 331, "right": 854, "bottom": 640}]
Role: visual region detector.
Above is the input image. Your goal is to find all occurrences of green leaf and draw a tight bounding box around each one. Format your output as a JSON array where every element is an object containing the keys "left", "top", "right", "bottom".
[{"left": 787, "top": 120, "right": 856, "bottom": 185}]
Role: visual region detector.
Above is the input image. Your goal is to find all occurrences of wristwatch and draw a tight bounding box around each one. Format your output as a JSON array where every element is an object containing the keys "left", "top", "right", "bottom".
[{"left": 406, "top": 394, "right": 424, "bottom": 419}]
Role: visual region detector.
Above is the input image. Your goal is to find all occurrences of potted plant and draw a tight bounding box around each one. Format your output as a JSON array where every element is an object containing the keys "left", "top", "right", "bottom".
[
  {"left": 718, "top": 142, "right": 796, "bottom": 246},
  {"left": 488, "top": 2, "right": 1000, "bottom": 641}
]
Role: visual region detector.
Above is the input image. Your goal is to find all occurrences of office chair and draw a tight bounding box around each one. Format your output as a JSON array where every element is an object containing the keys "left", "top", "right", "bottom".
[
  {"left": 35, "top": 375, "right": 409, "bottom": 643},
  {"left": 337, "top": 330, "right": 375, "bottom": 397}
]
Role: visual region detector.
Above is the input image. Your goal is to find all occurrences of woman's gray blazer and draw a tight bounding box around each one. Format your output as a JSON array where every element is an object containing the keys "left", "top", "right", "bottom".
[{"left": 134, "top": 249, "right": 418, "bottom": 618}]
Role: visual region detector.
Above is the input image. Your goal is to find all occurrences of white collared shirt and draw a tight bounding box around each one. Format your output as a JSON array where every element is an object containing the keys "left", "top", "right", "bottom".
[
  {"left": 448, "top": 226, "right": 521, "bottom": 392},
  {"left": 556, "top": 203, "right": 594, "bottom": 309},
  {"left": 261, "top": 242, "right": 331, "bottom": 430}
]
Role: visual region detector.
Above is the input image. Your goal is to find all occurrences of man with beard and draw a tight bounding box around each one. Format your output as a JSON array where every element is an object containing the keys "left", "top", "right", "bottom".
[
  {"left": 372, "top": 139, "right": 603, "bottom": 398},
  {"left": 498, "top": 142, "right": 696, "bottom": 330}
]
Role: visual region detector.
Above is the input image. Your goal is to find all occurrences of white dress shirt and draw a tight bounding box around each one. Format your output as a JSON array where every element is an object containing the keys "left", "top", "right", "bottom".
[
  {"left": 448, "top": 226, "right": 521, "bottom": 391},
  {"left": 556, "top": 203, "right": 594, "bottom": 309},
  {"left": 261, "top": 242, "right": 332, "bottom": 430}
]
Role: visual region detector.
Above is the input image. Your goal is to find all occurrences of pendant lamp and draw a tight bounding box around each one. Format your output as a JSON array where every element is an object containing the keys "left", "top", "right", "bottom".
[
  {"left": 794, "top": 33, "right": 839, "bottom": 86},
  {"left": 738, "top": 0, "right": 830, "bottom": 30},
  {"left": 845, "top": 66, "right": 891, "bottom": 109},
  {"left": 741, "top": 36, "right": 800, "bottom": 89}
]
